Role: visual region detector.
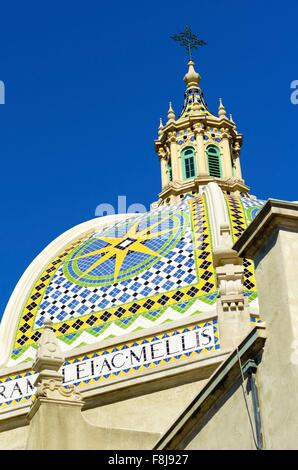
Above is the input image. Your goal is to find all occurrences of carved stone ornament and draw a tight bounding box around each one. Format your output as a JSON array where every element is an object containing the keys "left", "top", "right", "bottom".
[
  {"left": 35, "top": 379, "right": 82, "bottom": 402},
  {"left": 32, "top": 319, "right": 82, "bottom": 404},
  {"left": 214, "top": 224, "right": 245, "bottom": 313},
  {"left": 224, "top": 176, "right": 243, "bottom": 186}
]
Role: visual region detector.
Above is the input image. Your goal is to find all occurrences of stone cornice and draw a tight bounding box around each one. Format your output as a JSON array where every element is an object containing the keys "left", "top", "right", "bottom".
[
  {"left": 158, "top": 177, "right": 249, "bottom": 200},
  {"left": 154, "top": 114, "right": 241, "bottom": 150},
  {"left": 233, "top": 199, "right": 298, "bottom": 259}
]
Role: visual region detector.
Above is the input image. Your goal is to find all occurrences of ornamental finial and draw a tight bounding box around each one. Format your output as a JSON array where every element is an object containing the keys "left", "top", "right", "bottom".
[
  {"left": 184, "top": 60, "right": 201, "bottom": 89},
  {"left": 167, "top": 102, "right": 175, "bottom": 121},
  {"left": 218, "top": 98, "right": 227, "bottom": 118},
  {"left": 158, "top": 118, "right": 163, "bottom": 137}
]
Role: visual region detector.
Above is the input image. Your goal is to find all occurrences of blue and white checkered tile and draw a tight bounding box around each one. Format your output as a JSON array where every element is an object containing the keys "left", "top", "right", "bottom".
[
  {"left": 240, "top": 197, "right": 266, "bottom": 209},
  {"left": 152, "top": 199, "right": 189, "bottom": 213}
]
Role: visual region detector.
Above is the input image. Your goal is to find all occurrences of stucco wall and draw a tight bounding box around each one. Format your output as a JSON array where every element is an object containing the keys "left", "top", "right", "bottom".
[
  {"left": 254, "top": 228, "right": 298, "bottom": 449},
  {"left": 0, "top": 380, "right": 207, "bottom": 449},
  {"left": 27, "top": 402, "right": 160, "bottom": 450},
  {"left": 83, "top": 380, "right": 207, "bottom": 434},
  {"left": 185, "top": 377, "right": 256, "bottom": 450},
  {"left": 0, "top": 424, "right": 29, "bottom": 450}
]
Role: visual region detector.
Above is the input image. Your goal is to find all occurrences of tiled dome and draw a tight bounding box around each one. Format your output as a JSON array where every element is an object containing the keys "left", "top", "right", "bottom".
[{"left": 2, "top": 187, "right": 265, "bottom": 366}]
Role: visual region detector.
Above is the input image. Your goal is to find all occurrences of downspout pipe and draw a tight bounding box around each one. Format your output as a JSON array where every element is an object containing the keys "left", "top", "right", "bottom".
[{"left": 242, "top": 359, "right": 263, "bottom": 450}]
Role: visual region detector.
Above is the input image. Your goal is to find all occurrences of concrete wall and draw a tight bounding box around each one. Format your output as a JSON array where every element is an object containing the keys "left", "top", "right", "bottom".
[
  {"left": 83, "top": 380, "right": 208, "bottom": 434},
  {"left": 186, "top": 377, "right": 255, "bottom": 450},
  {"left": 2, "top": 203, "right": 298, "bottom": 450},
  {"left": 253, "top": 229, "right": 298, "bottom": 449},
  {"left": 26, "top": 401, "right": 160, "bottom": 450},
  {"left": 0, "top": 425, "right": 29, "bottom": 450},
  {"left": 171, "top": 222, "right": 298, "bottom": 450},
  {"left": 0, "top": 380, "right": 207, "bottom": 450}
]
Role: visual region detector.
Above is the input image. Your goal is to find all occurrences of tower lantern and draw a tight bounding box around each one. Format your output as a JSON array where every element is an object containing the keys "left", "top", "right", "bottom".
[{"left": 154, "top": 28, "right": 248, "bottom": 205}]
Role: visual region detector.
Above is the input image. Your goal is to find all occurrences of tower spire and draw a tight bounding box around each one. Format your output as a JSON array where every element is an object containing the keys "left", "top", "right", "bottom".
[
  {"left": 218, "top": 98, "right": 227, "bottom": 118},
  {"left": 158, "top": 117, "right": 163, "bottom": 137},
  {"left": 171, "top": 27, "right": 206, "bottom": 91},
  {"left": 179, "top": 60, "right": 209, "bottom": 118},
  {"left": 167, "top": 102, "right": 175, "bottom": 121},
  {"left": 154, "top": 33, "right": 248, "bottom": 205}
]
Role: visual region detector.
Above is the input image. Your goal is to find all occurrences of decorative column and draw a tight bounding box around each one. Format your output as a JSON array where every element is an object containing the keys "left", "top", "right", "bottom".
[
  {"left": 213, "top": 224, "right": 251, "bottom": 349},
  {"left": 168, "top": 132, "right": 180, "bottom": 183},
  {"left": 159, "top": 149, "right": 168, "bottom": 189},
  {"left": 233, "top": 142, "right": 242, "bottom": 179},
  {"left": 221, "top": 129, "right": 234, "bottom": 178},
  {"left": 26, "top": 320, "right": 158, "bottom": 449},
  {"left": 194, "top": 125, "right": 208, "bottom": 176},
  {"left": 27, "top": 320, "right": 84, "bottom": 449},
  {"left": 29, "top": 320, "right": 82, "bottom": 415}
]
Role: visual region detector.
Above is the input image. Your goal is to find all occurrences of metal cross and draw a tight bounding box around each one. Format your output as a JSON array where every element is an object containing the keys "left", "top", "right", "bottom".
[{"left": 170, "top": 26, "right": 207, "bottom": 60}]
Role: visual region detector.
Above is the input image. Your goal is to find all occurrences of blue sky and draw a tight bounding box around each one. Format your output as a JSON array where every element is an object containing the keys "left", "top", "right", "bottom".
[{"left": 0, "top": 0, "right": 298, "bottom": 318}]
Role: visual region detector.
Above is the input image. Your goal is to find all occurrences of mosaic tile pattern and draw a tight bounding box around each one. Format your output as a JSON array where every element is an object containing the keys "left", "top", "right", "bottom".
[
  {"left": 1, "top": 319, "right": 220, "bottom": 407},
  {"left": 240, "top": 196, "right": 266, "bottom": 224},
  {"left": 66, "top": 319, "right": 220, "bottom": 387},
  {"left": 250, "top": 315, "right": 262, "bottom": 324},
  {"left": 175, "top": 127, "right": 222, "bottom": 147},
  {"left": 0, "top": 370, "right": 36, "bottom": 408},
  {"left": 179, "top": 87, "right": 212, "bottom": 119},
  {"left": 63, "top": 210, "right": 190, "bottom": 286},
  {"left": 11, "top": 195, "right": 262, "bottom": 363},
  {"left": 225, "top": 196, "right": 265, "bottom": 296},
  {"left": 36, "top": 211, "right": 193, "bottom": 325},
  {"left": 11, "top": 297, "right": 218, "bottom": 363},
  {"left": 203, "top": 128, "right": 222, "bottom": 144},
  {"left": 13, "top": 197, "right": 218, "bottom": 361}
]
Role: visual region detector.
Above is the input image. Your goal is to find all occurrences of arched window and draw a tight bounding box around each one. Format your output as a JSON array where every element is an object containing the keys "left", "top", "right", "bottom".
[
  {"left": 206, "top": 145, "right": 222, "bottom": 178},
  {"left": 181, "top": 147, "right": 196, "bottom": 180},
  {"left": 167, "top": 160, "right": 172, "bottom": 182}
]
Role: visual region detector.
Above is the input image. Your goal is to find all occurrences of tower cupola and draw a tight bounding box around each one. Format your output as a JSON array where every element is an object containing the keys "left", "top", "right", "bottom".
[{"left": 154, "top": 40, "right": 249, "bottom": 205}]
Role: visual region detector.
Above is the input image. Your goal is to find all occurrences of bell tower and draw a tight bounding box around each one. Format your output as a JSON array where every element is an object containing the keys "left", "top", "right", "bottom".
[{"left": 154, "top": 30, "right": 249, "bottom": 205}]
